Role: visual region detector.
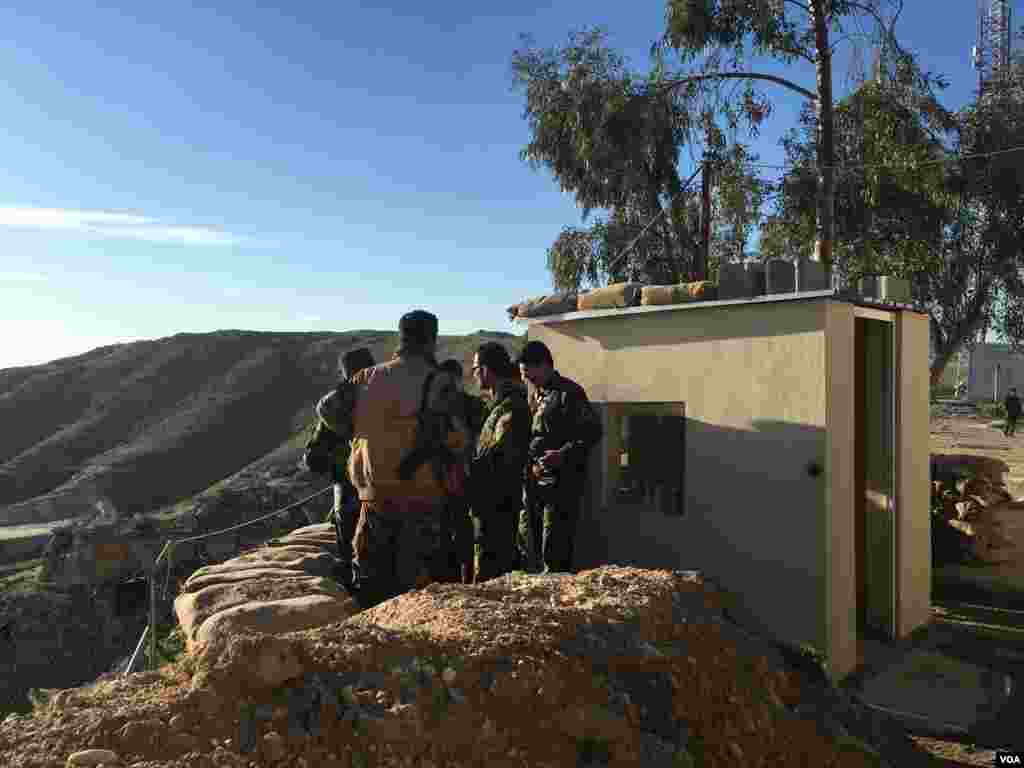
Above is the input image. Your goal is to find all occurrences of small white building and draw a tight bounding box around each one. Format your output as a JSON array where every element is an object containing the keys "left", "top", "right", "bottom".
[{"left": 963, "top": 343, "right": 1024, "bottom": 401}]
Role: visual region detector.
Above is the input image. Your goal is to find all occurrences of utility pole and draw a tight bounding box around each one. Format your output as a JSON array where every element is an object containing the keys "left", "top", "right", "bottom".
[{"left": 698, "top": 159, "right": 712, "bottom": 281}]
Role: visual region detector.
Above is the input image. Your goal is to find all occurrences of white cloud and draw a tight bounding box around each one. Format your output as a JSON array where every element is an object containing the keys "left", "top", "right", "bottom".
[
  {"left": 0, "top": 206, "right": 245, "bottom": 246},
  {"left": 296, "top": 314, "right": 322, "bottom": 325},
  {"left": 0, "top": 271, "right": 47, "bottom": 282}
]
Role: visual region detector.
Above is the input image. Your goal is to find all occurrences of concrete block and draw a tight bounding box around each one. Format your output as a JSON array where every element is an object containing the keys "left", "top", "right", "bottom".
[
  {"left": 858, "top": 275, "right": 911, "bottom": 303},
  {"left": 747, "top": 262, "right": 766, "bottom": 297},
  {"left": 796, "top": 258, "right": 828, "bottom": 292},
  {"left": 719, "top": 262, "right": 748, "bottom": 300},
  {"left": 765, "top": 259, "right": 796, "bottom": 294},
  {"left": 720, "top": 262, "right": 766, "bottom": 300}
]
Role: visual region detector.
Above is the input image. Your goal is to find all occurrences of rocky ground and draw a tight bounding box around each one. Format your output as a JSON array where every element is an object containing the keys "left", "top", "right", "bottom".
[
  {"left": 3, "top": 408, "right": 1023, "bottom": 766},
  {"left": 0, "top": 566, "right": 942, "bottom": 768}
]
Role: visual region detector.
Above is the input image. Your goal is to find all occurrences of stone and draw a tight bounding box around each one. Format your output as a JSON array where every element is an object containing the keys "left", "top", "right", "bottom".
[
  {"left": 718, "top": 263, "right": 749, "bottom": 300},
  {"left": 169, "top": 714, "right": 188, "bottom": 731},
  {"left": 764, "top": 259, "right": 796, "bottom": 294},
  {"left": 796, "top": 257, "right": 828, "bottom": 292},
  {"left": 719, "top": 262, "right": 766, "bottom": 299},
  {"left": 66, "top": 750, "right": 120, "bottom": 767},
  {"left": 263, "top": 731, "right": 286, "bottom": 762},
  {"left": 168, "top": 732, "right": 199, "bottom": 753}
]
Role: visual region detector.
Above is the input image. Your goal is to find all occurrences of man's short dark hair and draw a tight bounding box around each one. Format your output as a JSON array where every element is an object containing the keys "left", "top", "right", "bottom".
[
  {"left": 398, "top": 309, "right": 439, "bottom": 345},
  {"left": 516, "top": 340, "right": 553, "bottom": 368},
  {"left": 439, "top": 358, "right": 463, "bottom": 378},
  {"left": 476, "top": 342, "right": 516, "bottom": 378},
  {"left": 339, "top": 347, "right": 375, "bottom": 379}
]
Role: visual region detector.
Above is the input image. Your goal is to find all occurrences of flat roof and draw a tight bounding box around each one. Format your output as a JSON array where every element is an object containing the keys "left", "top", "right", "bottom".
[{"left": 515, "top": 289, "right": 926, "bottom": 326}]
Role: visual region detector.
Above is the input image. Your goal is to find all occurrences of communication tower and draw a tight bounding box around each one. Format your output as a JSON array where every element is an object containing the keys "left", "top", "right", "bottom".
[{"left": 974, "top": 0, "right": 1014, "bottom": 93}]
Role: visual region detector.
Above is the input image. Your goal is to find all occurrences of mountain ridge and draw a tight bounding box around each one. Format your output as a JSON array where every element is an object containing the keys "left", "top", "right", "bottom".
[{"left": 0, "top": 328, "right": 525, "bottom": 528}]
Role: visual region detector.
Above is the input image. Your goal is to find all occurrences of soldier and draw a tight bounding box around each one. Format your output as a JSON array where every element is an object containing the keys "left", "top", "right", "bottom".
[
  {"left": 317, "top": 310, "right": 469, "bottom": 607},
  {"left": 438, "top": 359, "right": 489, "bottom": 582},
  {"left": 517, "top": 340, "right": 603, "bottom": 574},
  {"left": 1006, "top": 386, "right": 1022, "bottom": 437},
  {"left": 306, "top": 347, "right": 376, "bottom": 588},
  {"left": 468, "top": 342, "right": 530, "bottom": 582}
]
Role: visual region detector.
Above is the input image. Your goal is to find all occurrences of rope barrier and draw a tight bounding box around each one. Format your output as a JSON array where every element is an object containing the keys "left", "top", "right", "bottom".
[{"left": 130, "top": 484, "right": 333, "bottom": 675}]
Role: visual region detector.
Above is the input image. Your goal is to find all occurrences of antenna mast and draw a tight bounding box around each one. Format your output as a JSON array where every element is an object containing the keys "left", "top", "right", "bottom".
[{"left": 975, "top": 0, "right": 1013, "bottom": 94}]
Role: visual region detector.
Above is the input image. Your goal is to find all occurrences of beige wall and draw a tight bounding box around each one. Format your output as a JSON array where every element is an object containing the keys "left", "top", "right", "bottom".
[
  {"left": 897, "top": 311, "right": 932, "bottom": 636},
  {"left": 530, "top": 299, "right": 831, "bottom": 655},
  {"left": 825, "top": 303, "right": 857, "bottom": 680}
]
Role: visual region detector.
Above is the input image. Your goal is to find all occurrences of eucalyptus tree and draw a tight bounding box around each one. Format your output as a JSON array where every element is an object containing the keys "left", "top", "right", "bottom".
[{"left": 656, "top": 0, "right": 937, "bottom": 282}]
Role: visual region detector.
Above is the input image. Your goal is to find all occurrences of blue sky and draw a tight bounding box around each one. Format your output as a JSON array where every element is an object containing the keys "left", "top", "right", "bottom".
[{"left": 0, "top": 0, "right": 1005, "bottom": 368}]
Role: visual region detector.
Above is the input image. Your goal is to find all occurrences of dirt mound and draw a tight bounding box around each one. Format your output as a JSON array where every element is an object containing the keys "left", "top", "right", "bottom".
[
  {"left": 932, "top": 454, "right": 1021, "bottom": 564},
  {"left": 0, "top": 566, "right": 939, "bottom": 768}
]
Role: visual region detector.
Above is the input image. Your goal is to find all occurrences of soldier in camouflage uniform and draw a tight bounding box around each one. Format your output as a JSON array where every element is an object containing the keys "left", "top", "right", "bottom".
[
  {"left": 306, "top": 347, "right": 376, "bottom": 587},
  {"left": 439, "top": 358, "right": 489, "bottom": 582},
  {"left": 468, "top": 342, "right": 530, "bottom": 582},
  {"left": 517, "top": 340, "right": 603, "bottom": 574},
  {"left": 316, "top": 310, "right": 469, "bottom": 608}
]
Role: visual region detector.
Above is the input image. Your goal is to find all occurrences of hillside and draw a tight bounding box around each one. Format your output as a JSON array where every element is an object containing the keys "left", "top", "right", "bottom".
[{"left": 0, "top": 329, "right": 524, "bottom": 529}]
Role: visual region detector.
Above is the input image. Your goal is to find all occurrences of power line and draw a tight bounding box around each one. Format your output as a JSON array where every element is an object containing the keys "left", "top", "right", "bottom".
[{"left": 740, "top": 144, "right": 1024, "bottom": 172}]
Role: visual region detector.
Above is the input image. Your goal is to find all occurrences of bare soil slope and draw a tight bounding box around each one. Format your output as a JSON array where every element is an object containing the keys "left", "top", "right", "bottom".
[
  {"left": 0, "top": 568, "right": 939, "bottom": 768},
  {"left": 0, "top": 329, "right": 522, "bottom": 527}
]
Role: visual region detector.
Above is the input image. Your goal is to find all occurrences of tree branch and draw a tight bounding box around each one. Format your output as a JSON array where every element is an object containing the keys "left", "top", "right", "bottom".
[
  {"left": 655, "top": 72, "right": 818, "bottom": 103},
  {"left": 768, "top": 42, "right": 817, "bottom": 65},
  {"left": 846, "top": 0, "right": 909, "bottom": 60}
]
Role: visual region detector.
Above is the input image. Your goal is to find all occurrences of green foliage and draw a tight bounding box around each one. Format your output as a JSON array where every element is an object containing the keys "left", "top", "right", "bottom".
[
  {"left": 513, "top": 28, "right": 702, "bottom": 289},
  {"left": 664, "top": 0, "right": 811, "bottom": 65},
  {"left": 146, "top": 625, "right": 186, "bottom": 669},
  {"left": 975, "top": 400, "right": 1008, "bottom": 421},
  {"left": 577, "top": 735, "right": 613, "bottom": 764},
  {"left": 773, "top": 83, "right": 951, "bottom": 283},
  {"left": 513, "top": 27, "right": 771, "bottom": 290}
]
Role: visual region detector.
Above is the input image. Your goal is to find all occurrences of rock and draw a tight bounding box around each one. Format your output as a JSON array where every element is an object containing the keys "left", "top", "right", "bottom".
[
  {"left": 194, "top": 634, "right": 304, "bottom": 693},
  {"left": 168, "top": 714, "right": 188, "bottom": 731},
  {"left": 263, "top": 731, "right": 285, "bottom": 762},
  {"left": 66, "top": 750, "right": 120, "bottom": 766},
  {"left": 168, "top": 732, "right": 198, "bottom": 753}
]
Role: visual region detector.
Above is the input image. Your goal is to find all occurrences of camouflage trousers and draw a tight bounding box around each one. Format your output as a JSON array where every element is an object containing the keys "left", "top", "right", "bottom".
[
  {"left": 445, "top": 494, "right": 473, "bottom": 584},
  {"left": 529, "top": 477, "right": 585, "bottom": 574},
  {"left": 330, "top": 484, "right": 360, "bottom": 576},
  {"left": 471, "top": 489, "right": 521, "bottom": 583},
  {"left": 352, "top": 499, "right": 446, "bottom": 608},
  {"left": 517, "top": 484, "right": 542, "bottom": 573}
]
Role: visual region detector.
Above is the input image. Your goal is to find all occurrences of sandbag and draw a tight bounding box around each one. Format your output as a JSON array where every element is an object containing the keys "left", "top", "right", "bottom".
[
  {"left": 194, "top": 593, "right": 361, "bottom": 649},
  {"left": 685, "top": 280, "right": 717, "bottom": 300},
  {"left": 182, "top": 550, "right": 339, "bottom": 592},
  {"left": 507, "top": 292, "right": 578, "bottom": 320},
  {"left": 576, "top": 282, "right": 644, "bottom": 311},
  {"left": 175, "top": 575, "right": 344, "bottom": 649},
  {"left": 640, "top": 281, "right": 718, "bottom": 306}
]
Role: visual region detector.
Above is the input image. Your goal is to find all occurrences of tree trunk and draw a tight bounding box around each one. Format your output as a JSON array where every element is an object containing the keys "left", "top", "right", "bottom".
[
  {"left": 930, "top": 342, "right": 959, "bottom": 388},
  {"left": 928, "top": 281, "right": 996, "bottom": 387},
  {"left": 811, "top": 0, "right": 835, "bottom": 285}
]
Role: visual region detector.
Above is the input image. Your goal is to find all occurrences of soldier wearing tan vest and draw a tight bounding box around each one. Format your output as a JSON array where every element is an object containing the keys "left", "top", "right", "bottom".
[{"left": 317, "top": 310, "right": 469, "bottom": 607}]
